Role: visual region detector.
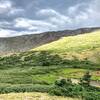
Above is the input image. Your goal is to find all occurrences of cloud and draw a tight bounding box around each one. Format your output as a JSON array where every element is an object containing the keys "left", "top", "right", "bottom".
[
  {"left": 67, "top": 3, "right": 89, "bottom": 23},
  {"left": 37, "top": 9, "right": 72, "bottom": 29},
  {"left": 8, "top": 8, "right": 24, "bottom": 15},
  {"left": 0, "top": 28, "right": 16, "bottom": 37},
  {"left": 37, "top": 0, "right": 100, "bottom": 30},
  {"left": 37, "top": 9, "right": 71, "bottom": 22},
  {"left": 37, "top": 9, "right": 58, "bottom": 17},
  {"left": 68, "top": 3, "right": 87, "bottom": 15},
  {"left": 0, "top": 0, "right": 12, "bottom": 14},
  {"left": 65, "top": 0, "right": 100, "bottom": 28},
  {"left": 0, "top": 0, "right": 100, "bottom": 37},
  {"left": 75, "top": 12, "right": 88, "bottom": 23},
  {"left": 0, "top": 28, "right": 42, "bottom": 37},
  {"left": 14, "top": 17, "right": 57, "bottom": 31},
  {"left": 87, "top": 0, "right": 100, "bottom": 21},
  {"left": 0, "top": 0, "right": 24, "bottom": 16},
  {"left": 0, "top": 21, "right": 11, "bottom": 27}
]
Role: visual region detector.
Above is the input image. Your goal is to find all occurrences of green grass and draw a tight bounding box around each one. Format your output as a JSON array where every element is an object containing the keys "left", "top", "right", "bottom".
[
  {"left": 33, "top": 31, "right": 100, "bottom": 52},
  {"left": 0, "top": 66, "right": 83, "bottom": 85},
  {"left": 33, "top": 31, "right": 100, "bottom": 64},
  {"left": 0, "top": 65, "right": 99, "bottom": 93},
  {"left": 0, "top": 31, "right": 99, "bottom": 95}
]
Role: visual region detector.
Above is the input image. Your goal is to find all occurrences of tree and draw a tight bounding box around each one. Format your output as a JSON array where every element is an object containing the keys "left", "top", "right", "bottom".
[
  {"left": 55, "top": 78, "right": 72, "bottom": 87},
  {"left": 80, "top": 71, "right": 91, "bottom": 86}
]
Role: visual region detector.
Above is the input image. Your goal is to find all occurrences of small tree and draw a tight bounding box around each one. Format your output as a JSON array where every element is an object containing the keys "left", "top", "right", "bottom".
[
  {"left": 55, "top": 78, "right": 72, "bottom": 87},
  {"left": 80, "top": 71, "right": 91, "bottom": 86}
]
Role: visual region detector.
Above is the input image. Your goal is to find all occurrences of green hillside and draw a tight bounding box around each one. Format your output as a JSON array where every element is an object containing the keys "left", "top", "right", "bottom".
[
  {"left": 33, "top": 31, "right": 100, "bottom": 64},
  {"left": 33, "top": 31, "right": 100, "bottom": 52},
  {"left": 0, "top": 31, "right": 100, "bottom": 99}
]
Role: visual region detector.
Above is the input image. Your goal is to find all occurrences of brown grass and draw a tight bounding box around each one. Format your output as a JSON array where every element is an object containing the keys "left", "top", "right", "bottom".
[{"left": 0, "top": 92, "right": 80, "bottom": 100}]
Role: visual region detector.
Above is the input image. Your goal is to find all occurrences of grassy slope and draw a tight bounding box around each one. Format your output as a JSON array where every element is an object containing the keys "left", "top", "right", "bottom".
[
  {"left": 33, "top": 31, "right": 100, "bottom": 63},
  {"left": 0, "top": 92, "right": 79, "bottom": 100},
  {"left": 0, "top": 66, "right": 99, "bottom": 86},
  {"left": 33, "top": 31, "right": 100, "bottom": 52}
]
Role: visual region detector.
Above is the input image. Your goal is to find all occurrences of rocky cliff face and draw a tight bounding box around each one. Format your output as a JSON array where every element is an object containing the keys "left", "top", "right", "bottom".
[{"left": 0, "top": 27, "right": 100, "bottom": 55}]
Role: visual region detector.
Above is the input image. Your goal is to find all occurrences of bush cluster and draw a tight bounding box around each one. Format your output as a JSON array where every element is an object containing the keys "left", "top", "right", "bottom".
[
  {"left": 0, "top": 84, "right": 51, "bottom": 94},
  {"left": 49, "top": 72, "right": 100, "bottom": 100}
]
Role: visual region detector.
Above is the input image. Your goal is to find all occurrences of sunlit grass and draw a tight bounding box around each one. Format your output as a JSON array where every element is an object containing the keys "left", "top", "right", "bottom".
[
  {"left": 33, "top": 31, "right": 100, "bottom": 63},
  {"left": 0, "top": 92, "right": 80, "bottom": 100},
  {"left": 33, "top": 31, "right": 100, "bottom": 53}
]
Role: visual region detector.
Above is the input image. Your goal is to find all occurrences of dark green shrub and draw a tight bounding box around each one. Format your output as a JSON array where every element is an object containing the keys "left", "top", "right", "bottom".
[
  {"left": 0, "top": 84, "right": 51, "bottom": 94},
  {"left": 49, "top": 77, "right": 100, "bottom": 99},
  {"left": 80, "top": 71, "right": 91, "bottom": 86},
  {"left": 82, "top": 92, "right": 100, "bottom": 100}
]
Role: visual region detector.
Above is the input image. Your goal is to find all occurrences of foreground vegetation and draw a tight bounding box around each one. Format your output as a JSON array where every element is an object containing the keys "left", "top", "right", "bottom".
[
  {"left": 0, "top": 92, "right": 79, "bottom": 100},
  {"left": 0, "top": 31, "right": 100, "bottom": 99},
  {"left": 49, "top": 72, "right": 100, "bottom": 100}
]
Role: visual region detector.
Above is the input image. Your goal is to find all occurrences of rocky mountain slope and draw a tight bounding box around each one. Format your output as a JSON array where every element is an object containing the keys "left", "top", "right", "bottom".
[{"left": 0, "top": 27, "right": 100, "bottom": 55}]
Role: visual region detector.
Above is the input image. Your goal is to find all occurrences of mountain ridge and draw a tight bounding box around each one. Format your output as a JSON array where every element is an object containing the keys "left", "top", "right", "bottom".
[{"left": 0, "top": 27, "right": 100, "bottom": 55}]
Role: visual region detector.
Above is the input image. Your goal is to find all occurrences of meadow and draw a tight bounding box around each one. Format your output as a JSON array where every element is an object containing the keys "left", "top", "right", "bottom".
[{"left": 0, "top": 64, "right": 99, "bottom": 94}]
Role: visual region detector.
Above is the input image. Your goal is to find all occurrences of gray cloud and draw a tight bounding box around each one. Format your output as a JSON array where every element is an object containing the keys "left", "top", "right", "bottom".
[
  {"left": 0, "top": 0, "right": 99, "bottom": 37},
  {"left": 0, "top": 0, "right": 12, "bottom": 14}
]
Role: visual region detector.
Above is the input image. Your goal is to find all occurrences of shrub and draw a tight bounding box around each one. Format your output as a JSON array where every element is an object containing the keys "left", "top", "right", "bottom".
[
  {"left": 82, "top": 92, "right": 100, "bottom": 100},
  {"left": 80, "top": 71, "right": 91, "bottom": 86},
  {"left": 49, "top": 77, "right": 99, "bottom": 99}
]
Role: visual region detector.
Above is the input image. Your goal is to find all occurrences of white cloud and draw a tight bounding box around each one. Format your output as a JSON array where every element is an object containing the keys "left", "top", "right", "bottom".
[
  {"left": 0, "top": 21, "right": 13, "bottom": 30},
  {"left": 0, "top": 0, "right": 12, "bottom": 14},
  {"left": 68, "top": 4, "right": 80, "bottom": 15},
  {"left": 37, "top": 9, "right": 72, "bottom": 29},
  {"left": 0, "top": 21, "right": 11, "bottom": 26},
  {"left": 15, "top": 18, "right": 32, "bottom": 28},
  {"left": 66, "top": 0, "right": 100, "bottom": 28},
  {"left": 0, "top": 28, "right": 16, "bottom": 37},
  {"left": 75, "top": 12, "right": 88, "bottom": 22},
  {"left": 0, "top": 28, "right": 42, "bottom": 37},
  {"left": 81, "top": 0, "right": 100, "bottom": 27},
  {"left": 0, "top": 0, "right": 24, "bottom": 16},
  {"left": 14, "top": 17, "right": 57, "bottom": 31},
  {"left": 87, "top": 0, "right": 100, "bottom": 21},
  {"left": 68, "top": 3, "right": 87, "bottom": 15},
  {"left": 37, "top": 9, "right": 71, "bottom": 23},
  {"left": 8, "top": 8, "right": 24, "bottom": 15},
  {"left": 0, "top": 17, "right": 58, "bottom": 37},
  {"left": 67, "top": 3, "right": 89, "bottom": 24},
  {"left": 37, "top": 0, "right": 100, "bottom": 30},
  {"left": 37, "top": 9, "right": 58, "bottom": 17}
]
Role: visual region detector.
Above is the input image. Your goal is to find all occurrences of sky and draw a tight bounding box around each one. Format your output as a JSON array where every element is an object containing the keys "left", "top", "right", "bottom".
[{"left": 0, "top": 0, "right": 100, "bottom": 37}]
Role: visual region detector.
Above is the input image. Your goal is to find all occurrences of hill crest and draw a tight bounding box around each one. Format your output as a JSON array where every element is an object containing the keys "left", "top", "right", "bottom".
[{"left": 0, "top": 27, "right": 100, "bottom": 55}]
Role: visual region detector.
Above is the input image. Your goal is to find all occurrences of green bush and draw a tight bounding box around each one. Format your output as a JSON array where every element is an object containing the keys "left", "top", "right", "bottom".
[
  {"left": 80, "top": 71, "right": 91, "bottom": 87},
  {"left": 82, "top": 92, "right": 100, "bottom": 100},
  {"left": 0, "top": 84, "right": 51, "bottom": 94},
  {"left": 49, "top": 78, "right": 100, "bottom": 99}
]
